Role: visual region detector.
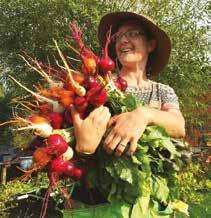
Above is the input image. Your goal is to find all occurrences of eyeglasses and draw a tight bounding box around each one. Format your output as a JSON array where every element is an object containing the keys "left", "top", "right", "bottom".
[{"left": 111, "top": 30, "right": 145, "bottom": 43}]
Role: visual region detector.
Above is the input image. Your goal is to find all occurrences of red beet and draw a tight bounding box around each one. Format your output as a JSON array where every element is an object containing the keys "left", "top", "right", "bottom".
[
  {"left": 45, "top": 112, "right": 63, "bottom": 129},
  {"left": 47, "top": 134, "right": 68, "bottom": 157},
  {"left": 64, "top": 107, "right": 73, "bottom": 125},
  {"left": 71, "top": 167, "right": 85, "bottom": 180},
  {"left": 50, "top": 157, "right": 68, "bottom": 174},
  {"left": 83, "top": 76, "right": 99, "bottom": 89},
  {"left": 87, "top": 86, "right": 107, "bottom": 107},
  {"left": 74, "top": 96, "right": 88, "bottom": 112},
  {"left": 116, "top": 77, "right": 128, "bottom": 91},
  {"left": 99, "top": 26, "right": 115, "bottom": 74}
]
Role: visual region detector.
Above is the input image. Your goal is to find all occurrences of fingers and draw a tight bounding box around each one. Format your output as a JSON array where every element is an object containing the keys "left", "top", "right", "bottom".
[
  {"left": 89, "top": 106, "right": 111, "bottom": 126},
  {"left": 70, "top": 105, "right": 82, "bottom": 126},
  {"left": 108, "top": 115, "right": 118, "bottom": 127},
  {"left": 104, "top": 135, "right": 121, "bottom": 154},
  {"left": 114, "top": 138, "right": 130, "bottom": 157},
  {"left": 127, "top": 137, "right": 138, "bottom": 156}
]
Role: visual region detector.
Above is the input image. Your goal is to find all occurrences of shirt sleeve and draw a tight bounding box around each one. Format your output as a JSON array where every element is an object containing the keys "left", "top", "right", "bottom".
[{"left": 160, "top": 85, "right": 180, "bottom": 110}]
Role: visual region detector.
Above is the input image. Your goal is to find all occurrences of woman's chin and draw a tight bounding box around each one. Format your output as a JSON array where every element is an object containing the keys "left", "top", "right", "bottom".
[{"left": 119, "top": 55, "right": 142, "bottom": 66}]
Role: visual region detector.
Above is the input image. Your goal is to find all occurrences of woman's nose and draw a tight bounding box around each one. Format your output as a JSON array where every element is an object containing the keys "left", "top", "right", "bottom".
[{"left": 118, "top": 34, "right": 129, "bottom": 43}]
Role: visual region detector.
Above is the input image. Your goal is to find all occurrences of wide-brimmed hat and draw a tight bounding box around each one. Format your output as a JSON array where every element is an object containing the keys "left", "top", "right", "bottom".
[{"left": 98, "top": 11, "right": 171, "bottom": 75}]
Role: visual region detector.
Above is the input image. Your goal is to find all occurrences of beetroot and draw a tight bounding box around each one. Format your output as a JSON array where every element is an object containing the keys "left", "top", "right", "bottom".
[
  {"left": 74, "top": 96, "right": 88, "bottom": 112},
  {"left": 87, "top": 86, "right": 107, "bottom": 107},
  {"left": 64, "top": 107, "right": 73, "bottom": 125},
  {"left": 50, "top": 157, "right": 68, "bottom": 174},
  {"left": 115, "top": 77, "right": 128, "bottom": 91},
  {"left": 99, "top": 26, "right": 115, "bottom": 74},
  {"left": 47, "top": 134, "right": 68, "bottom": 157},
  {"left": 50, "top": 158, "right": 84, "bottom": 180},
  {"left": 83, "top": 75, "right": 99, "bottom": 89},
  {"left": 71, "top": 167, "right": 85, "bottom": 180},
  {"left": 69, "top": 23, "right": 99, "bottom": 75},
  {"left": 45, "top": 112, "right": 63, "bottom": 129}
]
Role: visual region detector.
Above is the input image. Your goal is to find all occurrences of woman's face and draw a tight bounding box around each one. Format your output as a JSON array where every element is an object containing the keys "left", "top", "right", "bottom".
[{"left": 114, "top": 22, "right": 156, "bottom": 68}]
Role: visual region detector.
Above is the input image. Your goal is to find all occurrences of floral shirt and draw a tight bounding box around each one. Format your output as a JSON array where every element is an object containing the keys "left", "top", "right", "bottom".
[{"left": 125, "top": 81, "right": 180, "bottom": 111}]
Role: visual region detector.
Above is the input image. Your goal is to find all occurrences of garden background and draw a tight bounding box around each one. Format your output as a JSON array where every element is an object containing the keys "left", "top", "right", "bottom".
[{"left": 0, "top": 0, "right": 210, "bottom": 217}]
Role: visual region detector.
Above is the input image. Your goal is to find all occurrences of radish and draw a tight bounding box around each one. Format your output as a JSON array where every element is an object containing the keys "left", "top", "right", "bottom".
[
  {"left": 44, "top": 112, "right": 63, "bottom": 129},
  {"left": 115, "top": 77, "right": 128, "bottom": 91},
  {"left": 69, "top": 22, "right": 99, "bottom": 75},
  {"left": 83, "top": 75, "right": 100, "bottom": 89},
  {"left": 14, "top": 115, "right": 53, "bottom": 138},
  {"left": 87, "top": 86, "right": 107, "bottom": 107},
  {"left": 99, "top": 26, "right": 115, "bottom": 74},
  {"left": 54, "top": 40, "right": 86, "bottom": 97},
  {"left": 50, "top": 158, "right": 84, "bottom": 180},
  {"left": 74, "top": 96, "right": 88, "bottom": 112},
  {"left": 71, "top": 167, "right": 85, "bottom": 180},
  {"left": 50, "top": 157, "right": 70, "bottom": 174},
  {"left": 64, "top": 107, "right": 73, "bottom": 125},
  {"left": 47, "top": 134, "right": 68, "bottom": 157},
  {"left": 61, "top": 146, "right": 74, "bottom": 161}
]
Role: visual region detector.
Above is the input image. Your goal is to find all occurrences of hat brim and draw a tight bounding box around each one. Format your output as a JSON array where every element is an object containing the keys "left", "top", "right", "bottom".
[{"left": 98, "top": 12, "right": 171, "bottom": 76}]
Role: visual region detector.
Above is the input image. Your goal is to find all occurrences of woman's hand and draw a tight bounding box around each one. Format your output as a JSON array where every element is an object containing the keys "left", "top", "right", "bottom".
[
  {"left": 104, "top": 107, "right": 151, "bottom": 156},
  {"left": 71, "top": 105, "right": 111, "bottom": 155}
]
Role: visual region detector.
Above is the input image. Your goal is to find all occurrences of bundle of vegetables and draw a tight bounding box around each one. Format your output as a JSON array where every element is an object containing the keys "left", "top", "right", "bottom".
[
  {"left": 2, "top": 22, "right": 191, "bottom": 218},
  {"left": 88, "top": 90, "right": 191, "bottom": 217}
]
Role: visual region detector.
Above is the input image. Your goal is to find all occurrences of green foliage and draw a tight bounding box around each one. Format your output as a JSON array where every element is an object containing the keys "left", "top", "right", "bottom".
[
  {"left": 135, "top": 0, "right": 210, "bottom": 128},
  {"left": 0, "top": 172, "right": 49, "bottom": 217}
]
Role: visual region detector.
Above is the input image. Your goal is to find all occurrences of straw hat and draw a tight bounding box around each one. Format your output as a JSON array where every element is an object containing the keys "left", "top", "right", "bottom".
[{"left": 98, "top": 11, "right": 171, "bottom": 75}]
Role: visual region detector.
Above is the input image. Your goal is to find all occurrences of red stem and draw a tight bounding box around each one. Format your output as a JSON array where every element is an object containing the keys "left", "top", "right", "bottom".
[{"left": 104, "top": 26, "right": 112, "bottom": 58}]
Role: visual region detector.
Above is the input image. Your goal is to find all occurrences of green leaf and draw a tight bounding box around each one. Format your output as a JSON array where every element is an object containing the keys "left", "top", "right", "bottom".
[{"left": 151, "top": 177, "right": 169, "bottom": 203}]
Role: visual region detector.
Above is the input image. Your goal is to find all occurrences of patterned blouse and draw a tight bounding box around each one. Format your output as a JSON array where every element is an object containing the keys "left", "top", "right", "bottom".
[{"left": 125, "top": 81, "right": 180, "bottom": 111}]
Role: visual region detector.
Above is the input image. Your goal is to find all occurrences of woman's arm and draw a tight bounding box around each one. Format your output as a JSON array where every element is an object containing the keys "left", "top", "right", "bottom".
[
  {"left": 104, "top": 106, "right": 185, "bottom": 156},
  {"left": 139, "top": 106, "right": 186, "bottom": 137}
]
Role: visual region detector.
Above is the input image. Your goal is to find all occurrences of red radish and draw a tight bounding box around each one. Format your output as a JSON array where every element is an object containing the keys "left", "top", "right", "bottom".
[
  {"left": 47, "top": 134, "right": 68, "bottom": 157},
  {"left": 64, "top": 107, "right": 73, "bottom": 125},
  {"left": 87, "top": 86, "right": 107, "bottom": 107},
  {"left": 83, "top": 75, "right": 99, "bottom": 89},
  {"left": 50, "top": 157, "right": 70, "bottom": 174},
  {"left": 99, "top": 26, "right": 115, "bottom": 74},
  {"left": 50, "top": 158, "right": 83, "bottom": 180},
  {"left": 74, "top": 96, "right": 88, "bottom": 112},
  {"left": 115, "top": 77, "right": 128, "bottom": 91},
  {"left": 71, "top": 167, "right": 85, "bottom": 180},
  {"left": 45, "top": 112, "right": 63, "bottom": 129},
  {"left": 63, "top": 161, "right": 75, "bottom": 177}
]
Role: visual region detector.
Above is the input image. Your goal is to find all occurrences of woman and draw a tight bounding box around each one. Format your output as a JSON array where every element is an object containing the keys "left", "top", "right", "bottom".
[{"left": 71, "top": 12, "right": 185, "bottom": 157}]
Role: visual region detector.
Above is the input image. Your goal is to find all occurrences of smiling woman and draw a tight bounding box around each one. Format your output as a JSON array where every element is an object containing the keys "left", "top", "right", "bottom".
[{"left": 70, "top": 12, "right": 186, "bottom": 159}]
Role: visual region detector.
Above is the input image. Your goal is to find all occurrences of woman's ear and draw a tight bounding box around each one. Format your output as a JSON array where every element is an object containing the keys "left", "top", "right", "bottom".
[{"left": 148, "top": 39, "right": 157, "bottom": 53}]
